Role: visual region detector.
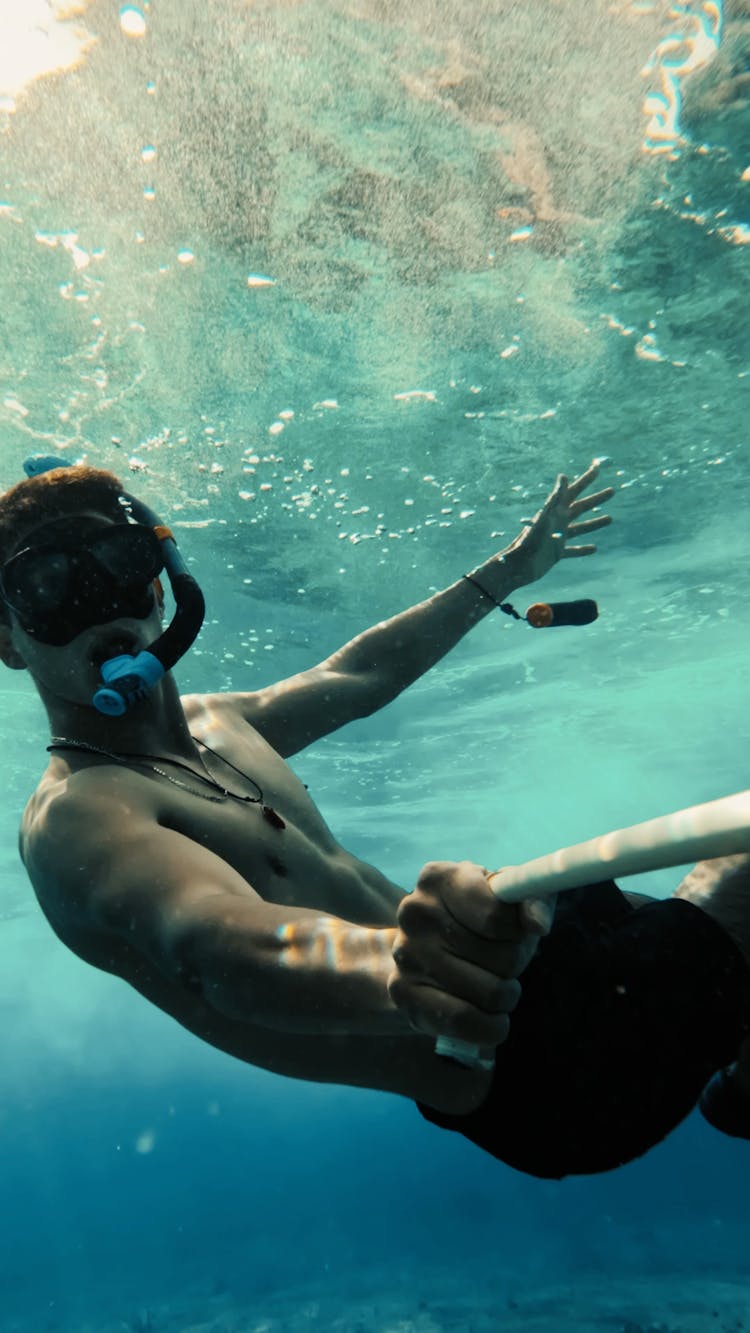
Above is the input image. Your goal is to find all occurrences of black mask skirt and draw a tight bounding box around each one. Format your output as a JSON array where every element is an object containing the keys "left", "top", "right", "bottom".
[{"left": 0, "top": 521, "right": 164, "bottom": 645}]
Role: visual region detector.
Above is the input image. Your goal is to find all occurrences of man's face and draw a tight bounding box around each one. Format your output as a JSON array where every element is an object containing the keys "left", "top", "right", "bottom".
[{"left": 0, "top": 510, "right": 164, "bottom": 705}]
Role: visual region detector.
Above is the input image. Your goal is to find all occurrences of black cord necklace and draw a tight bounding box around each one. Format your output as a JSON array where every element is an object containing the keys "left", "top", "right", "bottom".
[{"left": 47, "top": 735, "right": 286, "bottom": 830}]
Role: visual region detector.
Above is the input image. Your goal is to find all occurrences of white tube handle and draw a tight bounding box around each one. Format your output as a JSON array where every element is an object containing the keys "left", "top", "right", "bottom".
[{"left": 435, "top": 789, "right": 750, "bottom": 1068}]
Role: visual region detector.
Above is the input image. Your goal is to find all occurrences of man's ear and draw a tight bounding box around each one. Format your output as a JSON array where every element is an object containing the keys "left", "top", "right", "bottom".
[{"left": 0, "top": 621, "right": 27, "bottom": 671}]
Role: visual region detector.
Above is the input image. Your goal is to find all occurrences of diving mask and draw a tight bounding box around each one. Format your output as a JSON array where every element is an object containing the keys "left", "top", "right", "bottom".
[
  {"left": 0, "top": 518, "right": 164, "bottom": 646},
  {"left": 5, "top": 456, "right": 206, "bottom": 716}
]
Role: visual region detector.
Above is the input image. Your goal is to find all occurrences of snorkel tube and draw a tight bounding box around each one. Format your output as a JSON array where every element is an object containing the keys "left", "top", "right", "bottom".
[{"left": 22, "top": 455, "right": 205, "bottom": 716}]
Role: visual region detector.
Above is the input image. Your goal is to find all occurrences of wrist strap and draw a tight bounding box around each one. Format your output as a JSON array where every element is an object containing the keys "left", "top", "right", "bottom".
[
  {"left": 463, "top": 572, "right": 520, "bottom": 620},
  {"left": 463, "top": 571, "right": 494, "bottom": 602}
]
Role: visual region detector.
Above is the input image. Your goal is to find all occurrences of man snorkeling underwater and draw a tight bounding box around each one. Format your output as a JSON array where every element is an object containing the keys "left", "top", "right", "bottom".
[{"left": 1, "top": 455, "right": 748, "bottom": 1179}]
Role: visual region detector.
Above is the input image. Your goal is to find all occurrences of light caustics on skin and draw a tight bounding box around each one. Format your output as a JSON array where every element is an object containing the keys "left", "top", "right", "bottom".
[
  {"left": 275, "top": 920, "right": 393, "bottom": 977},
  {"left": 640, "top": 1, "right": 723, "bottom": 158}
]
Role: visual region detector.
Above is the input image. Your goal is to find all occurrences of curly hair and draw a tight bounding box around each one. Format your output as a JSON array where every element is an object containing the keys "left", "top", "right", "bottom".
[
  {"left": 0, "top": 464, "right": 129, "bottom": 568},
  {"left": 0, "top": 465, "right": 131, "bottom": 624}
]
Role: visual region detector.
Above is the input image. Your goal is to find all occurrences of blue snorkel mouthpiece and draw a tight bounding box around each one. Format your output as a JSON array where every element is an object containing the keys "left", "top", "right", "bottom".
[
  {"left": 95, "top": 650, "right": 166, "bottom": 716},
  {"left": 21, "top": 455, "right": 206, "bottom": 716},
  {"left": 91, "top": 534, "right": 205, "bottom": 715}
]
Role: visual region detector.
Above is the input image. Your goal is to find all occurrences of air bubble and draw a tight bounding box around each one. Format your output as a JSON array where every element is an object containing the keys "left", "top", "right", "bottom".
[{"left": 120, "top": 6, "right": 147, "bottom": 38}]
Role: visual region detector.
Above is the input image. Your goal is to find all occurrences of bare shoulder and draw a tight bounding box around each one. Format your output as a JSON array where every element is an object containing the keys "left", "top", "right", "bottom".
[
  {"left": 21, "top": 758, "right": 263, "bottom": 983},
  {"left": 22, "top": 763, "right": 148, "bottom": 855},
  {"left": 21, "top": 764, "right": 158, "bottom": 922},
  {"left": 179, "top": 691, "right": 216, "bottom": 726},
  {"left": 180, "top": 690, "right": 244, "bottom": 732},
  {"left": 181, "top": 666, "right": 374, "bottom": 758}
]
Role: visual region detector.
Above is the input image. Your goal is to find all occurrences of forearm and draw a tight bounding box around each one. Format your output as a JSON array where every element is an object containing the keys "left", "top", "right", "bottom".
[
  {"left": 191, "top": 900, "right": 408, "bottom": 1037},
  {"left": 319, "top": 460, "right": 612, "bottom": 710},
  {"left": 327, "top": 564, "right": 519, "bottom": 705},
  {"left": 188, "top": 899, "right": 491, "bottom": 1112},
  {"left": 236, "top": 1026, "right": 491, "bottom": 1113}
]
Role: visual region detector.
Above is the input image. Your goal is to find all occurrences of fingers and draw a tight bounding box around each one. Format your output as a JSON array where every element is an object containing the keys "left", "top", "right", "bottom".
[
  {"left": 568, "top": 514, "right": 611, "bottom": 535},
  {"left": 391, "top": 946, "right": 523, "bottom": 1016},
  {"left": 561, "top": 511, "right": 612, "bottom": 555},
  {"left": 537, "top": 464, "right": 613, "bottom": 517},
  {"left": 392, "top": 861, "right": 550, "bottom": 1046},
  {"left": 388, "top": 977, "right": 514, "bottom": 1046},
  {"left": 560, "top": 464, "right": 614, "bottom": 557},
  {"left": 397, "top": 889, "right": 533, "bottom": 978},
  {"left": 519, "top": 895, "right": 556, "bottom": 935},
  {"left": 531, "top": 477, "right": 613, "bottom": 532},
  {"left": 416, "top": 860, "right": 529, "bottom": 944},
  {"left": 568, "top": 458, "right": 607, "bottom": 500},
  {"left": 570, "top": 485, "right": 615, "bottom": 517},
  {"left": 389, "top": 947, "right": 522, "bottom": 1044}
]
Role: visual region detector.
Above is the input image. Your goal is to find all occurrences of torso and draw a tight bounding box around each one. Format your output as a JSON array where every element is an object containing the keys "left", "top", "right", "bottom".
[
  {"left": 18, "top": 695, "right": 407, "bottom": 1080},
  {"left": 25, "top": 693, "right": 402, "bottom": 922},
  {"left": 136, "top": 696, "right": 400, "bottom": 924}
]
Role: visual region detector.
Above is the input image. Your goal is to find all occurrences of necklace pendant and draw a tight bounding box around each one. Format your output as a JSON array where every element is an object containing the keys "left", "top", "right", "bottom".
[{"left": 262, "top": 804, "right": 286, "bottom": 830}]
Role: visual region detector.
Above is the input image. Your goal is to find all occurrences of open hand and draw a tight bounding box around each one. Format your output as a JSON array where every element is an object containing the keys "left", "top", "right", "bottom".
[{"left": 470, "top": 459, "right": 614, "bottom": 599}]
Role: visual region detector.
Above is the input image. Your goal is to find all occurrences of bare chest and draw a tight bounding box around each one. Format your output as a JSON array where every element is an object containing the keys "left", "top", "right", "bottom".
[
  {"left": 23, "top": 715, "right": 401, "bottom": 1048},
  {"left": 156, "top": 723, "right": 351, "bottom": 908},
  {"left": 31, "top": 717, "right": 391, "bottom": 926}
]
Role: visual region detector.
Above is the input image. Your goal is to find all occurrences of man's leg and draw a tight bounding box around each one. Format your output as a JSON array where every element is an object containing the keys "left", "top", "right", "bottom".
[{"left": 419, "top": 869, "right": 750, "bottom": 1178}]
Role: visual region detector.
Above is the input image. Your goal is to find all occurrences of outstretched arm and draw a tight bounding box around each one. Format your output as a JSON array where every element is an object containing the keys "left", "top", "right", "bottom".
[{"left": 222, "top": 460, "right": 614, "bottom": 756}]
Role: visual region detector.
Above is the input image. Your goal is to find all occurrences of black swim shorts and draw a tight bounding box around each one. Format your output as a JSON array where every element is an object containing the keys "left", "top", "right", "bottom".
[{"left": 418, "top": 881, "right": 750, "bottom": 1179}]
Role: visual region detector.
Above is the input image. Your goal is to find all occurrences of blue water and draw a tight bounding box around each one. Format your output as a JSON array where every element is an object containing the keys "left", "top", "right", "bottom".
[{"left": 0, "top": 1, "right": 748, "bottom": 1329}]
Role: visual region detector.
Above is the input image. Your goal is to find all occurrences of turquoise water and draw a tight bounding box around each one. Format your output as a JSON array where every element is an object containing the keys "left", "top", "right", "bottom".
[{"left": 0, "top": 1, "right": 748, "bottom": 1329}]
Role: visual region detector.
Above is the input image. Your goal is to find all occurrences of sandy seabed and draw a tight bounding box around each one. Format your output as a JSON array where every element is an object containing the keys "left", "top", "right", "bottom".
[{"left": 82, "top": 1272, "right": 750, "bottom": 1333}]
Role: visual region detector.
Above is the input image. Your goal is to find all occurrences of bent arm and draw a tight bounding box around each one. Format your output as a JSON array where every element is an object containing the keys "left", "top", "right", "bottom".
[
  {"left": 25, "top": 796, "right": 502, "bottom": 1112},
  {"left": 187, "top": 897, "right": 403, "bottom": 1036},
  {"left": 34, "top": 800, "right": 406, "bottom": 1037}
]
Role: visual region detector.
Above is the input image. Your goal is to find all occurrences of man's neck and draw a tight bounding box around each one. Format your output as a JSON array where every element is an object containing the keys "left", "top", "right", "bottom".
[{"left": 43, "top": 674, "right": 198, "bottom": 762}]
